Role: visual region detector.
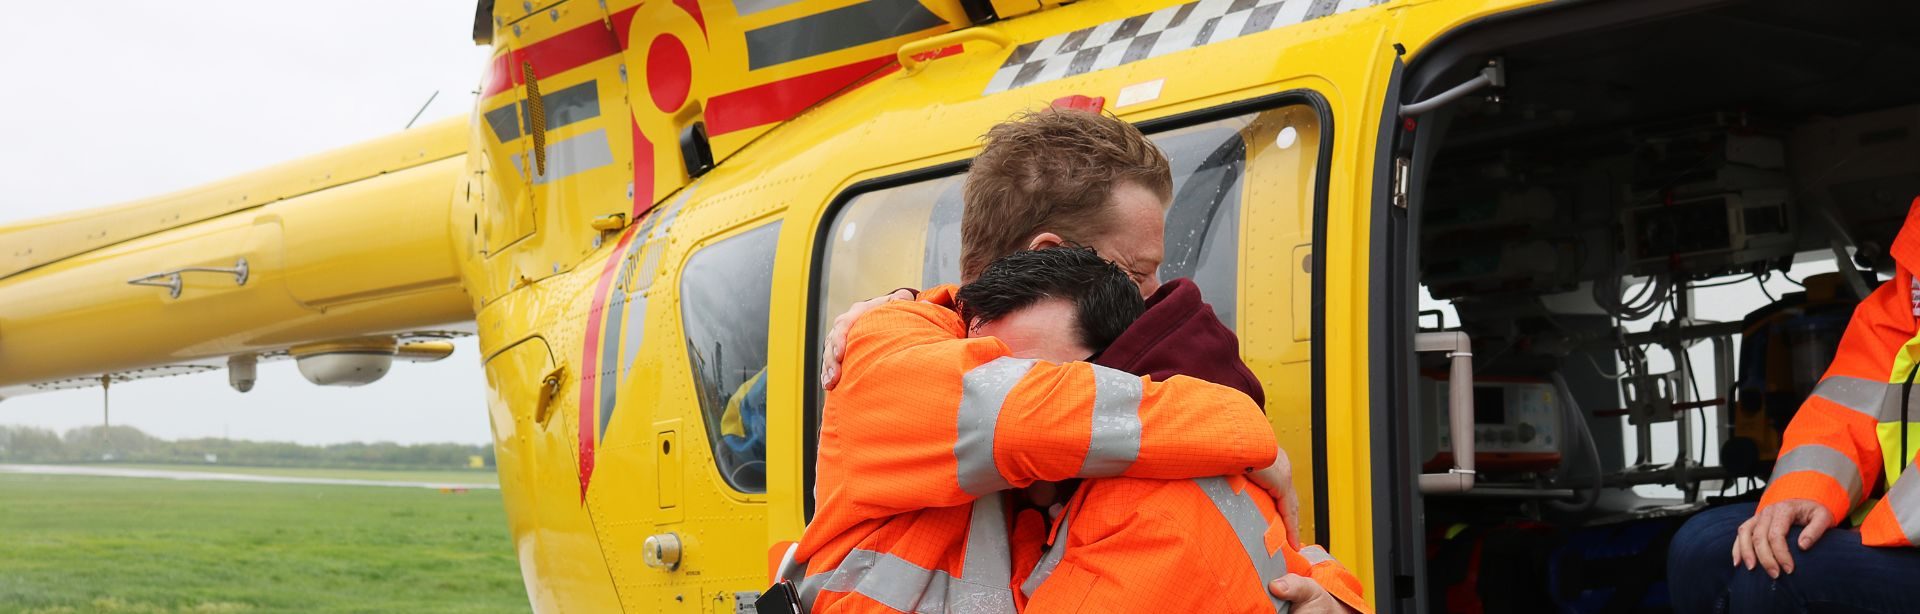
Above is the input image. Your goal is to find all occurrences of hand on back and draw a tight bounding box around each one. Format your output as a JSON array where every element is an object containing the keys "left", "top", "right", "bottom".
[{"left": 820, "top": 289, "right": 917, "bottom": 389}]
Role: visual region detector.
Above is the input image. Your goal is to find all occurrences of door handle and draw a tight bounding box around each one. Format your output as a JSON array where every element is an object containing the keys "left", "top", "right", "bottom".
[{"left": 128, "top": 257, "right": 249, "bottom": 299}]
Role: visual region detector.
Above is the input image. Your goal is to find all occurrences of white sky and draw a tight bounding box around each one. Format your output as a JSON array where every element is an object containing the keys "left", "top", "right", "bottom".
[{"left": 0, "top": 2, "right": 498, "bottom": 445}]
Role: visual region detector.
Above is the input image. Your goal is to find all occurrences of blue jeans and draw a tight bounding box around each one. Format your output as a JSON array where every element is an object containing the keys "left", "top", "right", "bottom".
[{"left": 1668, "top": 501, "right": 1920, "bottom": 613}]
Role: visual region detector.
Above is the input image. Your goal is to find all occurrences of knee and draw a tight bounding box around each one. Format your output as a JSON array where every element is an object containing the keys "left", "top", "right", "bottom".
[
  {"left": 1723, "top": 564, "right": 1781, "bottom": 611},
  {"left": 1670, "top": 503, "right": 1751, "bottom": 569}
]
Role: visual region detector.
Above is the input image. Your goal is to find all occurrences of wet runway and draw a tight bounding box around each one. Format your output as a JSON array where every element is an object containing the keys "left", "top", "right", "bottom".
[{"left": 0, "top": 464, "right": 499, "bottom": 490}]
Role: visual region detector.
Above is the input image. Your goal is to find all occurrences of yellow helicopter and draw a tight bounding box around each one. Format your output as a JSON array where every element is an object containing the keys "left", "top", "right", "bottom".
[{"left": 7, "top": 0, "right": 1918, "bottom": 610}]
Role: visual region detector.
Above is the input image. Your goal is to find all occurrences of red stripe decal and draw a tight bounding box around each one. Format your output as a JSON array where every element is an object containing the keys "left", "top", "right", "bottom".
[
  {"left": 706, "top": 56, "right": 893, "bottom": 136},
  {"left": 610, "top": 5, "right": 641, "bottom": 50},
  {"left": 483, "top": 7, "right": 639, "bottom": 99},
  {"left": 578, "top": 227, "right": 640, "bottom": 500},
  {"left": 706, "top": 45, "right": 962, "bottom": 137},
  {"left": 632, "top": 118, "right": 655, "bottom": 218},
  {"left": 673, "top": 0, "right": 708, "bottom": 37}
]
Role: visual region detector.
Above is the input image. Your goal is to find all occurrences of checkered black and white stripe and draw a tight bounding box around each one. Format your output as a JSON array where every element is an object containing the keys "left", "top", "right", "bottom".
[{"left": 984, "top": 0, "right": 1390, "bottom": 95}]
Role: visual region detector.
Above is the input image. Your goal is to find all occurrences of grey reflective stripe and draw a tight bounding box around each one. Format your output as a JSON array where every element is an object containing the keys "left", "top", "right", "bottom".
[
  {"left": 1812, "top": 376, "right": 1892, "bottom": 421},
  {"left": 1888, "top": 457, "right": 1920, "bottom": 545},
  {"left": 732, "top": 0, "right": 802, "bottom": 16},
  {"left": 956, "top": 358, "right": 1037, "bottom": 496},
  {"left": 1772, "top": 444, "right": 1867, "bottom": 505},
  {"left": 1195, "top": 477, "right": 1288, "bottom": 613},
  {"left": 963, "top": 494, "right": 1013, "bottom": 586},
  {"left": 1078, "top": 366, "right": 1144, "bottom": 477},
  {"left": 1299, "top": 545, "right": 1333, "bottom": 566},
  {"left": 796, "top": 495, "right": 1016, "bottom": 613},
  {"left": 510, "top": 129, "right": 614, "bottom": 184},
  {"left": 1019, "top": 505, "right": 1072, "bottom": 598},
  {"left": 743, "top": 0, "right": 946, "bottom": 69}
]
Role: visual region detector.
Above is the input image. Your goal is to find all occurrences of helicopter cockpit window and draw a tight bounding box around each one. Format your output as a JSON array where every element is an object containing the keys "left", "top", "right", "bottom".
[{"left": 680, "top": 221, "right": 781, "bottom": 494}]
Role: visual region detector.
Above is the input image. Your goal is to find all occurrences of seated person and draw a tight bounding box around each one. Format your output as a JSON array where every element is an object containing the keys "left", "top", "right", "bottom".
[
  {"left": 717, "top": 368, "right": 769, "bottom": 489},
  {"left": 795, "top": 247, "right": 1366, "bottom": 613},
  {"left": 1668, "top": 199, "right": 1920, "bottom": 614}
]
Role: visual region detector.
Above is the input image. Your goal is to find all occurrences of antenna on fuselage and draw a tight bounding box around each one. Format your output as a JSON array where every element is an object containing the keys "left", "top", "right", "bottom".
[{"left": 404, "top": 91, "right": 441, "bottom": 130}]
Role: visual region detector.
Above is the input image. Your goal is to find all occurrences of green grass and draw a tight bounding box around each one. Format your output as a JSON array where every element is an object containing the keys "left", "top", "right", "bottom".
[
  {"left": 0, "top": 474, "right": 525, "bottom": 613},
  {"left": 89, "top": 464, "right": 498, "bottom": 486}
]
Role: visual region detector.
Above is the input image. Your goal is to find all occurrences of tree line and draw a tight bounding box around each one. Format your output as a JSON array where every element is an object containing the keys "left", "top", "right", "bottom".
[{"left": 0, "top": 424, "right": 493, "bottom": 471}]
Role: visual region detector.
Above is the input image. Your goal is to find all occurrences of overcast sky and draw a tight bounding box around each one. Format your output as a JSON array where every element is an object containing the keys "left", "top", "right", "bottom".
[{"left": 0, "top": 2, "right": 497, "bottom": 445}]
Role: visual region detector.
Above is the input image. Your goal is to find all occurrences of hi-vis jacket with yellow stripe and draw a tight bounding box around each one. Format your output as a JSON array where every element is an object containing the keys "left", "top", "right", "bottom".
[
  {"left": 795, "top": 286, "right": 1279, "bottom": 612},
  {"left": 1763, "top": 199, "right": 1920, "bottom": 547}
]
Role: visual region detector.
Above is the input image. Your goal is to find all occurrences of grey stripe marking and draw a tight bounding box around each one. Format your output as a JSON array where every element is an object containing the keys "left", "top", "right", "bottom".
[
  {"left": 1193, "top": 16, "right": 1221, "bottom": 47},
  {"left": 1196, "top": 477, "right": 1288, "bottom": 613},
  {"left": 1067, "top": 47, "right": 1102, "bottom": 76},
  {"left": 744, "top": 0, "right": 947, "bottom": 70},
  {"left": 798, "top": 549, "right": 1010, "bottom": 614},
  {"left": 796, "top": 495, "right": 1015, "bottom": 614},
  {"left": 532, "top": 80, "right": 600, "bottom": 132},
  {"left": 1241, "top": 2, "right": 1282, "bottom": 36},
  {"left": 1010, "top": 61, "right": 1048, "bottom": 90},
  {"left": 485, "top": 81, "right": 600, "bottom": 143},
  {"left": 956, "top": 358, "right": 1037, "bottom": 496},
  {"left": 596, "top": 235, "right": 648, "bottom": 438},
  {"left": 1079, "top": 366, "right": 1144, "bottom": 477},
  {"left": 1057, "top": 28, "right": 1093, "bottom": 54},
  {"left": 1300, "top": 545, "right": 1333, "bottom": 566},
  {"left": 1020, "top": 505, "right": 1072, "bottom": 598},
  {"left": 1888, "top": 457, "right": 1920, "bottom": 545},
  {"left": 511, "top": 129, "right": 614, "bottom": 184},
  {"left": 484, "top": 103, "right": 521, "bottom": 141},
  {"left": 1121, "top": 32, "right": 1160, "bottom": 64},
  {"left": 732, "top": 0, "right": 802, "bottom": 17},
  {"left": 1004, "top": 41, "right": 1038, "bottom": 65},
  {"left": 1304, "top": 0, "right": 1342, "bottom": 20},
  {"left": 1771, "top": 444, "right": 1867, "bottom": 505},
  {"left": 1812, "top": 375, "right": 1892, "bottom": 421}
]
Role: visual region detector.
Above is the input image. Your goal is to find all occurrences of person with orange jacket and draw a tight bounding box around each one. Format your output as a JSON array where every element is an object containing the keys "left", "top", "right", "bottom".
[
  {"left": 1669, "top": 199, "right": 1920, "bottom": 614},
  {"left": 794, "top": 247, "right": 1282, "bottom": 613},
  {"left": 1013, "top": 474, "right": 1370, "bottom": 613},
  {"left": 796, "top": 247, "right": 1368, "bottom": 613}
]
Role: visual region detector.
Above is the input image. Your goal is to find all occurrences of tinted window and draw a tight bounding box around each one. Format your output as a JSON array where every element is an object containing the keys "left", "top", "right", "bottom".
[{"left": 681, "top": 222, "right": 780, "bottom": 493}]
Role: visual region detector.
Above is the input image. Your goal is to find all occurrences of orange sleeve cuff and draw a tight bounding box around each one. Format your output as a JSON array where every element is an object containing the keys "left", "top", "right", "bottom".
[
  {"left": 1760, "top": 471, "right": 1854, "bottom": 524},
  {"left": 1309, "top": 561, "right": 1374, "bottom": 614}
]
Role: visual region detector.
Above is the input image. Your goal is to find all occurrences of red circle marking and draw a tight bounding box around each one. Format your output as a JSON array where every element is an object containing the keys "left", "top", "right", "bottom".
[{"left": 647, "top": 35, "right": 692, "bottom": 114}]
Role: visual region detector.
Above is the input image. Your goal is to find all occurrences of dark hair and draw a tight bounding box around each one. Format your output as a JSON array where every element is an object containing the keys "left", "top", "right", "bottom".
[
  {"left": 960, "top": 109, "right": 1172, "bottom": 282},
  {"left": 955, "top": 246, "right": 1145, "bottom": 353}
]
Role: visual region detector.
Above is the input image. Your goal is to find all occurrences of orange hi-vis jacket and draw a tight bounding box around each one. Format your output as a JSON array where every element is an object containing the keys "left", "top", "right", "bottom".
[
  {"left": 1763, "top": 199, "right": 1920, "bottom": 547},
  {"left": 795, "top": 286, "right": 1280, "bottom": 612},
  {"left": 1013, "top": 475, "right": 1371, "bottom": 614}
]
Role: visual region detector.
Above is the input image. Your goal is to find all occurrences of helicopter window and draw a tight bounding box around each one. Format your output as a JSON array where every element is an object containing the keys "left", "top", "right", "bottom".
[{"left": 680, "top": 221, "right": 781, "bottom": 494}]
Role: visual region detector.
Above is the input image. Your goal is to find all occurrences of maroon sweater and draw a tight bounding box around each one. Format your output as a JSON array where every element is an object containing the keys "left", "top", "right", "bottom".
[{"left": 1093, "top": 278, "right": 1266, "bottom": 408}]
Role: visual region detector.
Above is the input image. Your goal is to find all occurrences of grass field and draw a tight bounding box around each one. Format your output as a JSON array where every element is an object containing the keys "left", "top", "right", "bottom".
[
  {"left": 93, "top": 464, "right": 498, "bottom": 486},
  {"left": 0, "top": 473, "right": 525, "bottom": 613}
]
